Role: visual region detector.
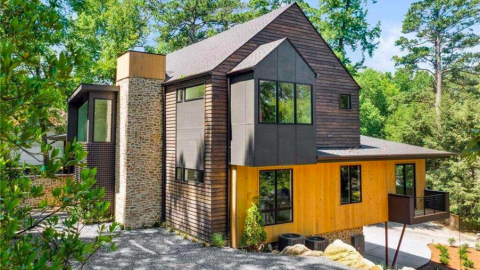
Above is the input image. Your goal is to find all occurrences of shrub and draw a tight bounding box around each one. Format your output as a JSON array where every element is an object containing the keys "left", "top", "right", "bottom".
[
  {"left": 463, "top": 259, "right": 474, "bottom": 268},
  {"left": 459, "top": 245, "right": 468, "bottom": 260},
  {"left": 160, "top": 221, "right": 168, "bottom": 228},
  {"left": 448, "top": 237, "right": 456, "bottom": 247},
  {"left": 439, "top": 255, "right": 449, "bottom": 266},
  {"left": 475, "top": 242, "right": 480, "bottom": 251},
  {"left": 240, "top": 202, "right": 267, "bottom": 251},
  {"left": 435, "top": 244, "right": 450, "bottom": 265},
  {"left": 210, "top": 233, "right": 226, "bottom": 247}
]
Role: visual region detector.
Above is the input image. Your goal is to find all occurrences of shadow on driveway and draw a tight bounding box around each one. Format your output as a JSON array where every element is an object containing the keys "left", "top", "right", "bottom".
[{"left": 82, "top": 228, "right": 353, "bottom": 270}]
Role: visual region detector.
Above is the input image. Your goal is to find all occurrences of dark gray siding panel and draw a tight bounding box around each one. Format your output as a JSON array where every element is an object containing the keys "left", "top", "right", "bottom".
[
  {"left": 176, "top": 99, "right": 205, "bottom": 170},
  {"left": 254, "top": 124, "right": 278, "bottom": 166},
  {"left": 278, "top": 41, "right": 296, "bottom": 82},
  {"left": 296, "top": 125, "right": 316, "bottom": 164},
  {"left": 277, "top": 125, "right": 296, "bottom": 165},
  {"left": 255, "top": 50, "right": 278, "bottom": 81}
]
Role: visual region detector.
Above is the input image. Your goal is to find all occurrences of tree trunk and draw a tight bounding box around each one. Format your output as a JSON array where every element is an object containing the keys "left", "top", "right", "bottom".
[{"left": 40, "top": 118, "right": 50, "bottom": 167}]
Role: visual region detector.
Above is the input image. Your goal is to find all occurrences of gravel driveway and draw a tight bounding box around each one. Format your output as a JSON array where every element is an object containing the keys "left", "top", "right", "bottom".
[{"left": 82, "top": 227, "right": 353, "bottom": 270}]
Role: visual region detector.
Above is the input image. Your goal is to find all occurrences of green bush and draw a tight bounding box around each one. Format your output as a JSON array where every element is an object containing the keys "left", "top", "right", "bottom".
[
  {"left": 240, "top": 202, "right": 267, "bottom": 251},
  {"left": 439, "top": 255, "right": 449, "bottom": 266},
  {"left": 463, "top": 259, "right": 474, "bottom": 268},
  {"left": 435, "top": 244, "right": 450, "bottom": 265},
  {"left": 448, "top": 237, "right": 456, "bottom": 247},
  {"left": 475, "top": 242, "right": 480, "bottom": 251},
  {"left": 459, "top": 245, "right": 468, "bottom": 260},
  {"left": 210, "top": 233, "right": 226, "bottom": 247}
]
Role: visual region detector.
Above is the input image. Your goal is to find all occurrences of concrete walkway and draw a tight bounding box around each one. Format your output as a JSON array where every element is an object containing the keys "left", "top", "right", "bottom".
[
  {"left": 82, "top": 227, "right": 353, "bottom": 270},
  {"left": 363, "top": 222, "right": 478, "bottom": 269}
]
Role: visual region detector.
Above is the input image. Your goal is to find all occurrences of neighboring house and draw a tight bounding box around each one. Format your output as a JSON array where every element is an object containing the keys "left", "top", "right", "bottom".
[
  {"left": 66, "top": 3, "right": 454, "bottom": 251},
  {"left": 14, "top": 131, "right": 65, "bottom": 166}
]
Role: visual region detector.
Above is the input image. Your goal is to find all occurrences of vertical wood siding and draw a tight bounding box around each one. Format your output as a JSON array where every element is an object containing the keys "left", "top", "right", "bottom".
[{"left": 231, "top": 159, "right": 426, "bottom": 248}]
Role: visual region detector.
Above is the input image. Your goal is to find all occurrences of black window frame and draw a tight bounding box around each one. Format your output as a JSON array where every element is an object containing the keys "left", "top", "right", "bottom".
[
  {"left": 175, "top": 167, "right": 204, "bottom": 184},
  {"left": 340, "top": 94, "right": 352, "bottom": 110},
  {"left": 257, "top": 79, "right": 313, "bottom": 125},
  {"left": 395, "top": 163, "right": 416, "bottom": 197},
  {"left": 259, "top": 169, "right": 294, "bottom": 226},
  {"left": 184, "top": 84, "right": 205, "bottom": 102},
  {"left": 340, "top": 165, "right": 362, "bottom": 205}
]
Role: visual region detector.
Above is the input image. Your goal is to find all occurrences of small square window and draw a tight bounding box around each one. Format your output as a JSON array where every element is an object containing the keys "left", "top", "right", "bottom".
[
  {"left": 340, "top": 94, "right": 351, "bottom": 109},
  {"left": 184, "top": 169, "right": 204, "bottom": 183},
  {"left": 176, "top": 90, "right": 184, "bottom": 103},
  {"left": 176, "top": 167, "right": 183, "bottom": 181}
]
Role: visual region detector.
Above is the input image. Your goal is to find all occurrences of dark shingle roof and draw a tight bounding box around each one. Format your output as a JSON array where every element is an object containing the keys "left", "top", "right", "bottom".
[
  {"left": 228, "top": 38, "right": 287, "bottom": 74},
  {"left": 165, "top": 4, "right": 294, "bottom": 82},
  {"left": 317, "top": 136, "right": 455, "bottom": 161}
]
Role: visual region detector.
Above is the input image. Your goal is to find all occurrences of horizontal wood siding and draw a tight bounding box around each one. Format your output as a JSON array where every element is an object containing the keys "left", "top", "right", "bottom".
[
  {"left": 231, "top": 159, "right": 426, "bottom": 248},
  {"left": 165, "top": 75, "right": 214, "bottom": 240}
]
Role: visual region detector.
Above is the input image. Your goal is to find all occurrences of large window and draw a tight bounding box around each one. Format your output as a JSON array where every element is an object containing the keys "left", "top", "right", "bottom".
[
  {"left": 395, "top": 164, "right": 415, "bottom": 196},
  {"left": 259, "top": 80, "right": 313, "bottom": 124},
  {"left": 77, "top": 101, "right": 89, "bottom": 142},
  {"left": 93, "top": 99, "right": 112, "bottom": 142},
  {"left": 340, "top": 165, "right": 362, "bottom": 204},
  {"left": 259, "top": 80, "right": 277, "bottom": 123},
  {"left": 296, "top": 84, "right": 312, "bottom": 124},
  {"left": 185, "top": 84, "right": 205, "bottom": 101},
  {"left": 259, "top": 170, "right": 293, "bottom": 225},
  {"left": 278, "top": 82, "right": 294, "bottom": 123}
]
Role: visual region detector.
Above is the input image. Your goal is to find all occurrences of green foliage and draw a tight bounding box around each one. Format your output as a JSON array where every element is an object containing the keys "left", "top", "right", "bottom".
[
  {"left": 68, "top": 0, "right": 149, "bottom": 83},
  {"left": 210, "top": 233, "right": 226, "bottom": 248},
  {"left": 435, "top": 244, "right": 450, "bottom": 265},
  {"left": 150, "top": 0, "right": 246, "bottom": 54},
  {"left": 448, "top": 237, "right": 456, "bottom": 247},
  {"left": 463, "top": 259, "right": 474, "bottom": 268},
  {"left": 475, "top": 242, "right": 480, "bottom": 251},
  {"left": 309, "top": 0, "right": 381, "bottom": 72},
  {"left": 240, "top": 202, "right": 267, "bottom": 251}
]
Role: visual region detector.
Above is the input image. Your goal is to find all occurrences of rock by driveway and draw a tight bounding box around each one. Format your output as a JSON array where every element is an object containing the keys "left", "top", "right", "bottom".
[
  {"left": 363, "top": 222, "right": 478, "bottom": 269},
  {"left": 82, "top": 227, "right": 353, "bottom": 270}
]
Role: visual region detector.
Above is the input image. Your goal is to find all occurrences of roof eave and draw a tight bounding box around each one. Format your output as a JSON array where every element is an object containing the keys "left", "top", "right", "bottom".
[
  {"left": 163, "top": 71, "right": 213, "bottom": 86},
  {"left": 227, "top": 67, "right": 254, "bottom": 76},
  {"left": 316, "top": 152, "right": 456, "bottom": 163},
  {"left": 67, "top": 83, "right": 119, "bottom": 103}
]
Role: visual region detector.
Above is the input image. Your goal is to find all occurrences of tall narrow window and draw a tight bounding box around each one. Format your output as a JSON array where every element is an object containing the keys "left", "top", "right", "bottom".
[
  {"left": 93, "top": 99, "right": 112, "bottom": 142},
  {"left": 396, "top": 164, "right": 415, "bottom": 196},
  {"left": 185, "top": 84, "right": 205, "bottom": 100},
  {"left": 259, "top": 80, "right": 277, "bottom": 123},
  {"left": 340, "top": 94, "right": 351, "bottom": 109},
  {"left": 340, "top": 165, "right": 362, "bottom": 204},
  {"left": 77, "top": 101, "right": 88, "bottom": 142},
  {"left": 278, "top": 82, "right": 294, "bottom": 123},
  {"left": 296, "top": 84, "right": 312, "bottom": 124},
  {"left": 259, "top": 170, "right": 293, "bottom": 225},
  {"left": 176, "top": 89, "right": 184, "bottom": 102}
]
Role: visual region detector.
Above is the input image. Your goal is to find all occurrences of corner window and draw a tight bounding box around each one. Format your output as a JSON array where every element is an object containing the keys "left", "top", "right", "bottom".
[
  {"left": 259, "top": 80, "right": 277, "bottom": 123},
  {"left": 395, "top": 164, "right": 415, "bottom": 196},
  {"left": 77, "top": 101, "right": 89, "bottom": 142},
  {"left": 185, "top": 84, "right": 205, "bottom": 101},
  {"left": 259, "top": 170, "right": 293, "bottom": 225},
  {"left": 340, "top": 165, "right": 362, "bottom": 204},
  {"left": 176, "top": 89, "right": 184, "bottom": 102},
  {"left": 296, "top": 84, "right": 312, "bottom": 124},
  {"left": 93, "top": 99, "right": 112, "bottom": 142},
  {"left": 278, "top": 82, "right": 294, "bottom": 123},
  {"left": 340, "top": 94, "right": 351, "bottom": 109}
]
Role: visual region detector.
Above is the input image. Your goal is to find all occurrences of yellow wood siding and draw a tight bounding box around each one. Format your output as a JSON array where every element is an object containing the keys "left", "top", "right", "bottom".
[{"left": 230, "top": 159, "right": 426, "bottom": 248}]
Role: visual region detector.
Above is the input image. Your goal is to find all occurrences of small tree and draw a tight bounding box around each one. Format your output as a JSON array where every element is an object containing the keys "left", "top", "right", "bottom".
[{"left": 240, "top": 202, "right": 267, "bottom": 251}]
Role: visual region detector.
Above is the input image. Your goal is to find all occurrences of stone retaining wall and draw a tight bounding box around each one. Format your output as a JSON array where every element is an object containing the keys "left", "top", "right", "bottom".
[
  {"left": 22, "top": 174, "right": 73, "bottom": 207},
  {"left": 319, "top": 226, "right": 364, "bottom": 245}
]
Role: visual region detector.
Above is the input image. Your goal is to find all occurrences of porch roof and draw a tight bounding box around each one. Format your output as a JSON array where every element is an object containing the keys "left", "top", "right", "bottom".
[{"left": 317, "top": 136, "right": 455, "bottom": 162}]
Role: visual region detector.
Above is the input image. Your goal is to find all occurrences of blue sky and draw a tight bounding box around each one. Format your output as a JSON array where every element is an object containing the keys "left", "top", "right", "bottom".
[{"left": 303, "top": 0, "right": 419, "bottom": 73}]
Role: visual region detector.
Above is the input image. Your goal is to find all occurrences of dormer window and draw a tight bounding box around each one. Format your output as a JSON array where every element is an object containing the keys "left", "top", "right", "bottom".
[{"left": 259, "top": 80, "right": 312, "bottom": 124}]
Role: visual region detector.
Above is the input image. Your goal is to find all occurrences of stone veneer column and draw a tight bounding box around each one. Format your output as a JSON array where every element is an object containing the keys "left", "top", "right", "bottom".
[{"left": 115, "top": 76, "right": 163, "bottom": 228}]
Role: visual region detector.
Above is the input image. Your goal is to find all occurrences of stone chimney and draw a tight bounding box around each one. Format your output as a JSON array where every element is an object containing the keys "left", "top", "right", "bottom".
[{"left": 115, "top": 51, "right": 166, "bottom": 228}]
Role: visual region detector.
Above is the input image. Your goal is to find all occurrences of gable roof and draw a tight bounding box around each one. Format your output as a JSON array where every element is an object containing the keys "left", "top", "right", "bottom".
[
  {"left": 317, "top": 136, "right": 455, "bottom": 162},
  {"left": 227, "top": 37, "right": 317, "bottom": 76},
  {"left": 165, "top": 4, "right": 294, "bottom": 83}
]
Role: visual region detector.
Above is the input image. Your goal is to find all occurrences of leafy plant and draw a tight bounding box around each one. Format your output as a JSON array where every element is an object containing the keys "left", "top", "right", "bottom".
[
  {"left": 240, "top": 202, "right": 267, "bottom": 251},
  {"left": 448, "top": 237, "right": 456, "bottom": 247},
  {"left": 210, "top": 233, "right": 226, "bottom": 248},
  {"left": 463, "top": 259, "right": 474, "bottom": 268},
  {"left": 161, "top": 221, "right": 168, "bottom": 228},
  {"left": 435, "top": 244, "right": 450, "bottom": 265},
  {"left": 475, "top": 242, "right": 480, "bottom": 251},
  {"left": 459, "top": 244, "right": 468, "bottom": 260}
]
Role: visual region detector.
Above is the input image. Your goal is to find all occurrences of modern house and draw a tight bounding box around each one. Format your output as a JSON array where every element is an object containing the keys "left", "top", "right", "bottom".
[{"left": 66, "top": 3, "right": 454, "bottom": 252}]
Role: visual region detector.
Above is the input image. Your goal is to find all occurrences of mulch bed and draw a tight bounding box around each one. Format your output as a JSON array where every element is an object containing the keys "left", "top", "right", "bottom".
[{"left": 419, "top": 244, "right": 480, "bottom": 270}]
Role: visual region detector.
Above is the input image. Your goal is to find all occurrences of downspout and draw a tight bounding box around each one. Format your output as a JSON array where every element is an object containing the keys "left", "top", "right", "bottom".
[
  {"left": 226, "top": 77, "right": 231, "bottom": 243},
  {"left": 161, "top": 85, "right": 167, "bottom": 222}
]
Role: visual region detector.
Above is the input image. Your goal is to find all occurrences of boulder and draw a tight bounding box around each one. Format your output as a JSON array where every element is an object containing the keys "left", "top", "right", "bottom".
[
  {"left": 272, "top": 249, "right": 280, "bottom": 254},
  {"left": 280, "top": 244, "right": 311, "bottom": 256},
  {"left": 371, "top": 265, "right": 383, "bottom": 270},
  {"left": 300, "top": 250, "right": 324, "bottom": 257},
  {"left": 324, "top": 240, "right": 376, "bottom": 270}
]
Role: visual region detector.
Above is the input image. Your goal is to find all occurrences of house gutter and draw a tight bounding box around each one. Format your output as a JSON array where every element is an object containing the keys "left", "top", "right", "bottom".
[{"left": 226, "top": 76, "right": 231, "bottom": 242}]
